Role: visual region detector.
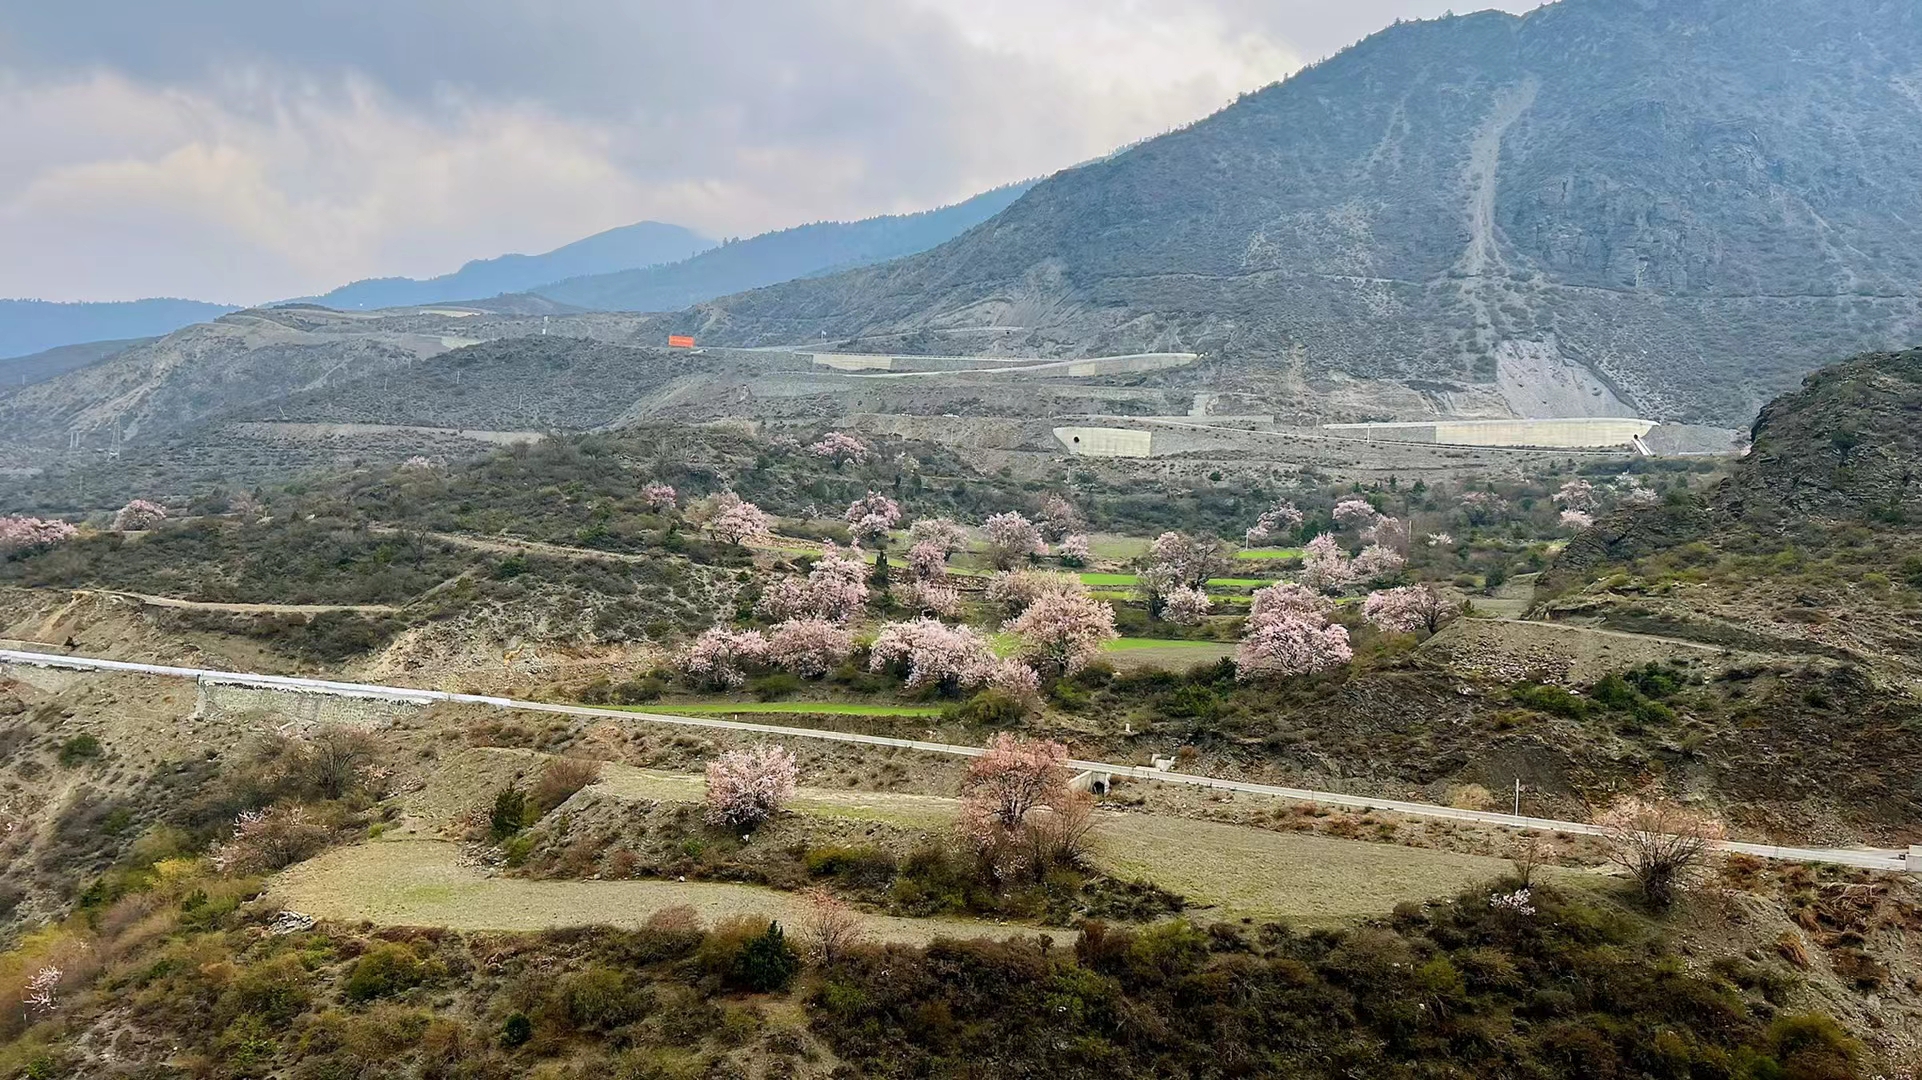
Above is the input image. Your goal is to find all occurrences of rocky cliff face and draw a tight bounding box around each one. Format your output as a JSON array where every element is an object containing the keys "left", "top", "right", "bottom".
[
  {"left": 674, "top": 0, "right": 1922, "bottom": 425},
  {"left": 1722, "top": 348, "right": 1921, "bottom": 526}
]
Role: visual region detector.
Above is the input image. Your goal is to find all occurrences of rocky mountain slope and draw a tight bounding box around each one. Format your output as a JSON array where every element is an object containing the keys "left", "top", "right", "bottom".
[
  {"left": 0, "top": 306, "right": 669, "bottom": 462},
  {"left": 295, "top": 221, "right": 713, "bottom": 310},
  {"left": 536, "top": 181, "right": 1033, "bottom": 313},
  {"left": 669, "top": 0, "right": 1922, "bottom": 425},
  {"left": 1545, "top": 347, "right": 1922, "bottom": 682}
]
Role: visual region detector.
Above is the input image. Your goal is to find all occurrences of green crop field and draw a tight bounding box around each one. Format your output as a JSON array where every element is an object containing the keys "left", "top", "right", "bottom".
[{"left": 1236, "top": 548, "right": 1304, "bottom": 560}]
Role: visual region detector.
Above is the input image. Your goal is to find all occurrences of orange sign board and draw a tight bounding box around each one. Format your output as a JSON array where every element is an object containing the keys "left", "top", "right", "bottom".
[{"left": 667, "top": 334, "right": 696, "bottom": 348}]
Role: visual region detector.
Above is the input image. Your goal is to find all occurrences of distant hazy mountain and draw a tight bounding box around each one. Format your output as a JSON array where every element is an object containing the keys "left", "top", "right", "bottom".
[
  {"left": 669, "top": 0, "right": 1922, "bottom": 425},
  {"left": 301, "top": 221, "right": 714, "bottom": 310},
  {"left": 0, "top": 299, "right": 237, "bottom": 360},
  {"left": 536, "top": 183, "right": 1034, "bottom": 313},
  {"left": 0, "top": 337, "right": 148, "bottom": 390}
]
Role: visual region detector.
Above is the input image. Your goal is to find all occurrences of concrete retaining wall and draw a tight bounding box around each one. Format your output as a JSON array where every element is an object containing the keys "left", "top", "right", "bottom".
[{"left": 1324, "top": 417, "right": 1658, "bottom": 449}]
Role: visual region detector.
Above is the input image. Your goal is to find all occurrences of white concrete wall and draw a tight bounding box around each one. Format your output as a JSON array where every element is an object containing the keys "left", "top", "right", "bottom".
[
  {"left": 1324, "top": 418, "right": 1657, "bottom": 449},
  {"left": 1053, "top": 426, "right": 1153, "bottom": 457}
]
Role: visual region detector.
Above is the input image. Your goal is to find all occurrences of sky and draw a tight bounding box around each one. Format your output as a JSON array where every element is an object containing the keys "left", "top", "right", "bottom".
[{"left": 0, "top": 1, "right": 1537, "bottom": 304}]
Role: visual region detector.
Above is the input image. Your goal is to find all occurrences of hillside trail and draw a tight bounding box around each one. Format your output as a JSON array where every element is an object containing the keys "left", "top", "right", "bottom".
[{"left": 75, "top": 588, "right": 402, "bottom": 617}]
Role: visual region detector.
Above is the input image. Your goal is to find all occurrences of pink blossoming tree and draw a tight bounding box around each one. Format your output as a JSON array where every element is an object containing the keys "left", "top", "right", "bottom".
[
  {"left": 1162, "top": 585, "right": 1211, "bottom": 625},
  {"left": 1036, "top": 494, "right": 1086, "bottom": 542},
  {"left": 983, "top": 511, "right": 1046, "bottom": 569},
  {"left": 868, "top": 618, "right": 998, "bottom": 693},
  {"left": 642, "top": 482, "right": 678, "bottom": 511},
  {"left": 1459, "top": 489, "right": 1510, "bottom": 524},
  {"left": 907, "top": 517, "right": 969, "bottom": 556},
  {"left": 906, "top": 578, "right": 963, "bottom": 618},
  {"left": 1555, "top": 479, "right": 1598, "bottom": 512},
  {"left": 1362, "top": 584, "right": 1454, "bottom": 634},
  {"left": 1235, "top": 609, "right": 1353, "bottom": 682},
  {"left": 985, "top": 569, "right": 1077, "bottom": 616},
  {"left": 1244, "top": 500, "right": 1305, "bottom": 545},
  {"left": 705, "top": 745, "right": 800, "bottom": 827},
  {"left": 807, "top": 431, "right": 871, "bottom": 466},
  {"left": 843, "top": 492, "right": 902, "bottom": 546},
  {"left": 907, "top": 539, "right": 950, "bottom": 582},
  {"left": 1558, "top": 508, "right": 1595, "bottom": 530},
  {"left": 1055, "top": 533, "right": 1091, "bottom": 567},
  {"left": 707, "top": 498, "right": 775, "bottom": 546},
  {"left": 1004, "top": 586, "right": 1117, "bottom": 675},
  {"left": 1332, "top": 498, "right": 1380, "bottom": 529},
  {"left": 680, "top": 627, "right": 770, "bottom": 688},
  {"left": 766, "top": 618, "right": 856, "bottom": 678},
  {"left": 113, "top": 499, "right": 167, "bottom": 531},
  {"left": 1352, "top": 543, "right": 1407, "bottom": 583},
  {"left": 0, "top": 516, "right": 77, "bottom": 557},
  {"left": 1298, "top": 533, "right": 1358, "bottom": 593}
]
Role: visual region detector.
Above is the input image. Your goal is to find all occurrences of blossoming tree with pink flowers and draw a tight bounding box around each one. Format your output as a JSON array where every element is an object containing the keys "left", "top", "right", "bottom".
[
  {"left": 112, "top": 499, "right": 167, "bottom": 531},
  {"left": 983, "top": 511, "right": 1046, "bottom": 569},
  {"left": 1362, "top": 584, "right": 1454, "bottom": 634},
  {"left": 843, "top": 492, "right": 902, "bottom": 546},
  {"left": 705, "top": 744, "right": 800, "bottom": 827},
  {"left": 1004, "top": 586, "right": 1117, "bottom": 675}
]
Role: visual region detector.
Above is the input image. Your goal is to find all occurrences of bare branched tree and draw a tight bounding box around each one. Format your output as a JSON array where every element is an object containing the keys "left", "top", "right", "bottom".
[{"left": 1594, "top": 797, "right": 1726, "bottom": 910}]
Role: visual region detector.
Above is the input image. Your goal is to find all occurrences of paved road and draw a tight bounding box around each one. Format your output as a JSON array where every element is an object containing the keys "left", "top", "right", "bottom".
[{"left": 1, "top": 647, "right": 1909, "bottom": 873}]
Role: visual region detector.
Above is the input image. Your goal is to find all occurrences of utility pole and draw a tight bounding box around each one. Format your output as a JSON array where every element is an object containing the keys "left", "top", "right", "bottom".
[{"left": 1513, "top": 778, "right": 1522, "bottom": 817}]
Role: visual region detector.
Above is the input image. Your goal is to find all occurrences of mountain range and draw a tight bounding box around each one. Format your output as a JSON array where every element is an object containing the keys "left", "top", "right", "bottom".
[
  {"left": 535, "top": 183, "right": 1033, "bottom": 313},
  {"left": 294, "top": 221, "right": 715, "bottom": 310},
  {"left": 663, "top": 0, "right": 1922, "bottom": 425},
  {"left": 0, "top": 299, "right": 237, "bottom": 361}
]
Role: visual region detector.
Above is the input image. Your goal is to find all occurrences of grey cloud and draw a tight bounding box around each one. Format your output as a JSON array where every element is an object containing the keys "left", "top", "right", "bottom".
[{"left": 0, "top": 0, "right": 1536, "bottom": 302}]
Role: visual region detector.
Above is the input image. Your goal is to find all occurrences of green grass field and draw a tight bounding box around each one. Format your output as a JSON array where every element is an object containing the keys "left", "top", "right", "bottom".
[
  {"left": 1236, "top": 548, "right": 1304, "bottom": 561},
  {"left": 615, "top": 701, "right": 947, "bottom": 718},
  {"left": 1103, "top": 637, "right": 1232, "bottom": 651}
]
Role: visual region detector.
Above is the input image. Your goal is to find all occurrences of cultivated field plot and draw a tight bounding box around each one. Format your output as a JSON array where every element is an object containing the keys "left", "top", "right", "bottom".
[
  {"left": 1087, "top": 815, "right": 1522, "bottom": 925},
  {"left": 1099, "top": 638, "right": 1237, "bottom": 670},
  {"left": 384, "top": 753, "right": 1525, "bottom": 927},
  {"left": 271, "top": 841, "right": 1071, "bottom": 944}
]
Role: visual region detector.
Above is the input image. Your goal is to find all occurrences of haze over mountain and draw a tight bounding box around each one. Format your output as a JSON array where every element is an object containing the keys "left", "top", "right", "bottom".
[
  {"left": 537, "top": 183, "right": 1034, "bottom": 313},
  {"left": 296, "top": 221, "right": 714, "bottom": 310},
  {"left": 0, "top": 299, "right": 237, "bottom": 361},
  {"left": 668, "top": 0, "right": 1922, "bottom": 425}
]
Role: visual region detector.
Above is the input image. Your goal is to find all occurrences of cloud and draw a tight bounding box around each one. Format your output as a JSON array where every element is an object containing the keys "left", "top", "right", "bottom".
[{"left": 0, "top": 0, "right": 1537, "bottom": 302}]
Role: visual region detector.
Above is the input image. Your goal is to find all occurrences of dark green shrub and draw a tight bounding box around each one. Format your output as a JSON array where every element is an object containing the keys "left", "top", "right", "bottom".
[
  {"left": 559, "top": 965, "right": 650, "bottom": 1031},
  {"left": 490, "top": 788, "right": 529, "bottom": 840},
  {"left": 499, "top": 1012, "right": 532, "bottom": 1047},
  {"left": 1511, "top": 683, "right": 1591, "bottom": 718},
  {"left": 803, "top": 845, "right": 899, "bottom": 888},
  {"left": 342, "top": 944, "right": 425, "bottom": 1003},
  {"left": 57, "top": 733, "right": 103, "bottom": 767},
  {"left": 943, "top": 689, "right": 1029, "bottom": 725},
  {"left": 730, "top": 922, "right": 799, "bottom": 992},
  {"left": 749, "top": 672, "right": 804, "bottom": 701},
  {"left": 612, "top": 676, "right": 666, "bottom": 704}
]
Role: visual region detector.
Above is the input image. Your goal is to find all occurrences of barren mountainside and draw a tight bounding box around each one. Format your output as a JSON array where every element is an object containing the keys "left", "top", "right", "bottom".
[{"left": 674, "top": 0, "right": 1922, "bottom": 425}]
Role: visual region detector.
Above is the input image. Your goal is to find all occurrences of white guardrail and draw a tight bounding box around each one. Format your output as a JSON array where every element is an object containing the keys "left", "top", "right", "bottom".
[{"left": 1, "top": 648, "right": 1911, "bottom": 873}]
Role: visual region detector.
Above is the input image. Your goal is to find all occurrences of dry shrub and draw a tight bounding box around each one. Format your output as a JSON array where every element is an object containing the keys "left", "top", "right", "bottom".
[
  {"left": 1445, "top": 783, "right": 1495, "bottom": 811},
  {"left": 1025, "top": 791, "right": 1097, "bottom": 870},
  {"left": 297, "top": 728, "right": 382, "bottom": 801},
  {"left": 800, "top": 888, "right": 867, "bottom": 965},
  {"left": 210, "top": 807, "right": 330, "bottom": 874},
  {"left": 645, "top": 905, "right": 703, "bottom": 934},
  {"left": 530, "top": 756, "right": 603, "bottom": 815},
  {"left": 1593, "top": 796, "right": 1725, "bottom": 910}
]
